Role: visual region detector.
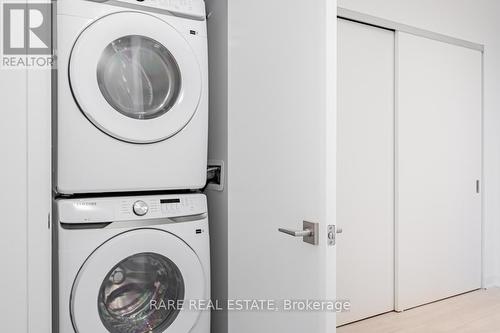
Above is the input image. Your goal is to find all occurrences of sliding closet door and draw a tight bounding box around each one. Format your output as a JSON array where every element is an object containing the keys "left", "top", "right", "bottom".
[
  {"left": 396, "top": 32, "right": 482, "bottom": 311},
  {"left": 337, "top": 19, "right": 395, "bottom": 326}
]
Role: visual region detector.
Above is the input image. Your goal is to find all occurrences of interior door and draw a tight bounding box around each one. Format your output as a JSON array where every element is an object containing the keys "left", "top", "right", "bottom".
[
  {"left": 396, "top": 32, "right": 482, "bottom": 311},
  {"left": 337, "top": 19, "right": 395, "bottom": 326},
  {"left": 226, "top": 0, "right": 337, "bottom": 332}
]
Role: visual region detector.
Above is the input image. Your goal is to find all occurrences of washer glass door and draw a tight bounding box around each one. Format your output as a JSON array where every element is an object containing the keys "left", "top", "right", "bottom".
[
  {"left": 71, "top": 229, "right": 206, "bottom": 333},
  {"left": 98, "top": 253, "right": 184, "bottom": 332}
]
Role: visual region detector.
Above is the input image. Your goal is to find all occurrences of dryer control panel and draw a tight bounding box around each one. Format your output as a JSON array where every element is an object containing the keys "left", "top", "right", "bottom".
[
  {"left": 95, "top": 0, "right": 206, "bottom": 20},
  {"left": 58, "top": 193, "right": 207, "bottom": 224}
]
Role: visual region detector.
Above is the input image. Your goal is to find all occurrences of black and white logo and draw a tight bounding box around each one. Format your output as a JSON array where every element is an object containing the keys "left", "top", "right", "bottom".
[{"left": 2, "top": 2, "right": 53, "bottom": 68}]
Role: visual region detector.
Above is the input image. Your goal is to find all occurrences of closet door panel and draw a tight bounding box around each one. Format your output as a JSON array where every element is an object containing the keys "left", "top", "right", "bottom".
[
  {"left": 337, "top": 19, "right": 395, "bottom": 326},
  {"left": 396, "top": 32, "right": 482, "bottom": 311}
]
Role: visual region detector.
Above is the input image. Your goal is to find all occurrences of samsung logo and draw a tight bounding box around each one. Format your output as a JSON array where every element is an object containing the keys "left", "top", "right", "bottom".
[{"left": 74, "top": 202, "right": 97, "bottom": 207}]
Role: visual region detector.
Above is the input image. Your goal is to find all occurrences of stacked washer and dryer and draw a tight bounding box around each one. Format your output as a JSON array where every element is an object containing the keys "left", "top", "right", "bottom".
[{"left": 53, "top": 1, "right": 211, "bottom": 332}]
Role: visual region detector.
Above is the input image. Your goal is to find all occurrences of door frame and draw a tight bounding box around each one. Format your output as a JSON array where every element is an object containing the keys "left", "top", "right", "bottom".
[
  {"left": 337, "top": 8, "right": 483, "bottom": 52},
  {"left": 326, "top": 0, "right": 338, "bottom": 330},
  {"left": 336, "top": 6, "right": 485, "bottom": 315}
]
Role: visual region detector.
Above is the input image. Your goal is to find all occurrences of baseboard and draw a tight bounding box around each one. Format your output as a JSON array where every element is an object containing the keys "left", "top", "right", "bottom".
[{"left": 483, "top": 275, "right": 500, "bottom": 288}]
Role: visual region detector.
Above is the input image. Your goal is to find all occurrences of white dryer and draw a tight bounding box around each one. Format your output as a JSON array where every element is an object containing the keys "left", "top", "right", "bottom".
[
  {"left": 55, "top": 0, "right": 208, "bottom": 194},
  {"left": 54, "top": 193, "right": 210, "bottom": 333}
]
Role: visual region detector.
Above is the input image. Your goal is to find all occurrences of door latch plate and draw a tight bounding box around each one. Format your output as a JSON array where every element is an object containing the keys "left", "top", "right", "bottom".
[{"left": 328, "top": 225, "right": 335, "bottom": 246}]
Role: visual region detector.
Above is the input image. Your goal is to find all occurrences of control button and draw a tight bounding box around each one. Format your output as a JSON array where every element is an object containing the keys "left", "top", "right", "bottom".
[{"left": 133, "top": 200, "right": 149, "bottom": 216}]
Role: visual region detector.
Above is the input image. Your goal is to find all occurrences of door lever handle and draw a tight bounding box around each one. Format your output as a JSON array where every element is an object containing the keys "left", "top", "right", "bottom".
[
  {"left": 278, "top": 221, "right": 319, "bottom": 245},
  {"left": 278, "top": 228, "right": 313, "bottom": 237}
]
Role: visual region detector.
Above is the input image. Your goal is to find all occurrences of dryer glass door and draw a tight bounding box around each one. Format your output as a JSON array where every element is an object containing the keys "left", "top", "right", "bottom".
[
  {"left": 97, "top": 36, "right": 182, "bottom": 121},
  {"left": 70, "top": 12, "right": 203, "bottom": 144}
]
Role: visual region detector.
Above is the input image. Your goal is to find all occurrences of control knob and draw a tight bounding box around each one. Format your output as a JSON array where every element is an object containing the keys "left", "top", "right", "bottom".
[{"left": 133, "top": 200, "right": 149, "bottom": 216}]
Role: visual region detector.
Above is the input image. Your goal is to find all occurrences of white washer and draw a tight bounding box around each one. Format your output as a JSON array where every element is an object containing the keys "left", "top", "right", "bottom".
[
  {"left": 55, "top": 0, "right": 209, "bottom": 194},
  {"left": 54, "top": 193, "right": 210, "bottom": 333}
]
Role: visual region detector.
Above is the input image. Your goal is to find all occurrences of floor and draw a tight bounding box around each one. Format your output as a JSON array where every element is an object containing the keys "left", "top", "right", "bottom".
[{"left": 337, "top": 288, "right": 500, "bottom": 333}]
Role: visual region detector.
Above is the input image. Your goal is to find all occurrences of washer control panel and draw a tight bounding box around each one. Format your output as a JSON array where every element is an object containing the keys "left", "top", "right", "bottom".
[{"left": 58, "top": 194, "right": 207, "bottom": 224}]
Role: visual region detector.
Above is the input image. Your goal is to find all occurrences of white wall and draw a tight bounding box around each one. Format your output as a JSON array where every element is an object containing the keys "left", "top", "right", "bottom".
[
  {"left": 0, "top": 0, "right": 52, "bottom": 331},
  {"left": 0, "top": 30, "right": 52, "bottom": 333},
  {"left": 26, "top": 55, "right": 52, "bottom": 333},
  {"left": 338, "top": 0, "right": 500, "bottom": 287},
  {"left": 0, "top": 46, "right": 29, "bottom": 333}
]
